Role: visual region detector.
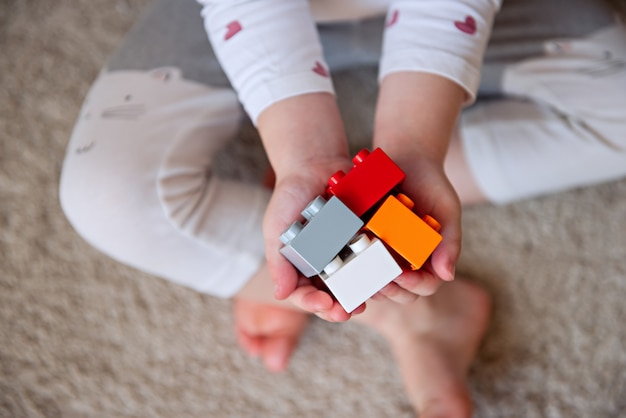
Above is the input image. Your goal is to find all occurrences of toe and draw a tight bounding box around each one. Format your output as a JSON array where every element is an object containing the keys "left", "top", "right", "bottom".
[
  {"left": 419, "top": 391, "right": 473, "bottom": 418},
  {"left": 262, "top": 336, "right": 297, "bottom": 373}
]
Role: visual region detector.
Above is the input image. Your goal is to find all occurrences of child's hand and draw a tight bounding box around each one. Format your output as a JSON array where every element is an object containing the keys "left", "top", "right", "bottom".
[
  {"left": 374, "top": 151, "right": 462, "bottom": 304},
  {"left": 263, "top": 160, "right": 369, "bottom": 322},
  {"left": 257, "top": 93, "right": 361, "bottom": 321},
  {"left": 371, "top": 72, "right": 467, "bottom": 304}
]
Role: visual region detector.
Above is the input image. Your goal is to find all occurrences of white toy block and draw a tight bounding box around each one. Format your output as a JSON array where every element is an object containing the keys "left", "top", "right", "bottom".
[{"left": 321, "top": 234, "right": 402, "bottom": 313}]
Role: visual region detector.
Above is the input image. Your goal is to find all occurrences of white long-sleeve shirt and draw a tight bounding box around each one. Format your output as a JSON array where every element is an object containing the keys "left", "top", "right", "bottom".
[{"left": 198, "top": 0, "right": 501, "bottom": 122}]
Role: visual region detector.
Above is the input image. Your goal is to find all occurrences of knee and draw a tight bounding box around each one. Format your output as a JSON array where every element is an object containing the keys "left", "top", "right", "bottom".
[
  {"left": 58, "top": 80, "right": 154, "bottom": 250},
  {"left": 59, "top": 143, "right": 135, "bottom": 251},
  {"left": 60, "top": 69, "right": 241, "bottom": 245}
]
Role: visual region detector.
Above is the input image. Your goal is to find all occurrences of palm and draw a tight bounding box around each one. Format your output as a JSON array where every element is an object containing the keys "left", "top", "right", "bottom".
[
  {"left": 389, "top": 155, "right": 462, "bottom": 294},
  {"left": 263, "top": 157, "right": 359, "bottom": 321}
]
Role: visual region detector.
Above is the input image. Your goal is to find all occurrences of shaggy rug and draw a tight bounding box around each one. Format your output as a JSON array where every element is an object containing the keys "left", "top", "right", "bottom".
[{"left": 1, "top": 1, "right": 625, "bottom": 417}]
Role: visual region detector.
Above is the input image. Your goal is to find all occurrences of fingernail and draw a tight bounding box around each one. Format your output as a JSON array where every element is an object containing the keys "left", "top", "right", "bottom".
[
  {"left": 446, "top": 264, "right": 456, "bottom": 281},
  {"left": 266, "top": 352, "right": 286, "bottom": 373}
]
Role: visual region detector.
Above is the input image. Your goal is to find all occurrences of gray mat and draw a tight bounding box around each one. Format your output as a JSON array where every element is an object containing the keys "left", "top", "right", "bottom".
[{"left": 1, "top": 1, "right": 626, "bottom": 417}]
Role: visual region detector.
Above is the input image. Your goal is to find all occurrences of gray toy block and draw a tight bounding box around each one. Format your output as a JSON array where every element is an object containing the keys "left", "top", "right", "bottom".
[{"left": 280, "top": 195, "right": 363, "bottom": 277}]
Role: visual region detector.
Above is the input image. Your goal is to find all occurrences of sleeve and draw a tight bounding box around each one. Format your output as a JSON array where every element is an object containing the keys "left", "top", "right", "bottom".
[
  {"left": 380, "top": 0, "right": 502, "bottom": 105},
  {"left": 197, "top": 0, "right": 335, "bottom": 123}
]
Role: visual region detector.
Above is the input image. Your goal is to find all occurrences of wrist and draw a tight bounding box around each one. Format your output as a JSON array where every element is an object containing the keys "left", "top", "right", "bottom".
[
  {"left": 257, "top": 92, "right": 350, "bottom": 178},
  {"left": 373, "top": 72, "right": 466, "bottom": 164},
  {"left": 374, "top": 131, "right": 447, "bottom": 168}
]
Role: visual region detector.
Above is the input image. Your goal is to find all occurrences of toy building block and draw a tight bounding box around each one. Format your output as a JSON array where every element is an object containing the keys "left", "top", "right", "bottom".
[
  {"left": 280, "top": 195, "right": 364, "bottom": 278},
  {"left": 321, "top": 234, "right": 403, "bottom": 313},
  {"left": 326, "top": 148, "right": 405, "bottom": 217},
  {"left": 365, "top": 193, "right": 442, "bottom": 270}
]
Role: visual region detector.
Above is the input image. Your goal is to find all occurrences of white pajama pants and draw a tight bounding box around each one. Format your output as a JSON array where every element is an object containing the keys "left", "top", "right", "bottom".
[{"left": 60, "top": 0, "right": 626, "bottom": 297}]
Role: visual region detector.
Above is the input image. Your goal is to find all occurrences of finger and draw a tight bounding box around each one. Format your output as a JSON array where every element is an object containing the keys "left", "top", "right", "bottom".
[
  {"left": 351, "top": 303, "right": 367, "bottom": 316},
  {"left": 268, "top": 252, "right": 300, "bottom": 300},
  {"left": 263, "top": 202, "right": 301, "bottom": 300},
  {"left": 410, "top": 170, "right": 462, "bottom": 282},
  {"left": 394, "top": 269, "right": 444, "bottom": 296},
  {"left": 421, "top": 185, "right": 462, "bottom": 282},
  {"left": 314, "top": 301, "right": 352, "bottom": 322},
  {"left": 370, "top": 292, "right": 389, "bottom": 302},
  {"left": 288, "top": 283, "right": 334, "bottom": 313},
  {"left": 263, "top": 179, "right": 319, "bottom": 300},
  {"left": 377, "top": 281, "right": 419, "bottom": 304},
  {"left": 235, "top": 326, "right": 261, "bottom": 358},
  {"left": 430, "top": 223, "right": 461, "bottom": 282},
  {"left": 261, "top": 335, "right": 297, "bottom": 373},
  {"left": 436, "top": 184, "right": 462, "bottom": 281},
  {"left": 264, "top": 226, "right": 301, "bottom": 301}
]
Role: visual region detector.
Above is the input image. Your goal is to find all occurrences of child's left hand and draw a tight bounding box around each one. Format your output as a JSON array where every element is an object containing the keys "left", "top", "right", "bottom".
[{"left": 373, "top": 152, "right": 461, "bottom": 304}]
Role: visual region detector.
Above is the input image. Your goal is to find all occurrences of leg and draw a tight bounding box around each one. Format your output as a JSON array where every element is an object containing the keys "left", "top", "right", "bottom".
[
  {"left": 354, "top": 280, "right": 491, "bottom": 417},
  {"left": 444, "top": 130, "right": 488, "bottom": 206},
  {"left": 61, "top": 0, "right": 314, "bottom": 373},
  {"left": 60, "top": 1, "right": 270, "bottom": 304},
  {"left": 234, "top": 265, "right": 310, "bottom": 373},
  {"left": 361, "top": 3, "right": 623, "bottom": 415},
  {"left": 106, "top": 0, "right": 230, "bottom": 87},
  {"left": 229, "top": 13, "right": 391, "bottom": 373},
  {"left": 458, "top": 0, "right": 626, "bottom": 204},
  {"left": 229, "top": 274, "right": 314, "bottom": 372},
  {"left": 234, "top": 298, "right": 309, "bottom": 372}
]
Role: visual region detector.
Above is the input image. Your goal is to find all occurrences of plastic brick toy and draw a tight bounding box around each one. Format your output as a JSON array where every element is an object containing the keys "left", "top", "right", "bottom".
[
  {"left": 279, "top": 148, "right": 443, "bottom": 311},
  {"left": 365, "top": 193, "right": 442, "bottom": 270},
  {"left": 326, "top": 148, "right": 405, "bottom": 217},
  {"left": 321, "top": 234, "right": 402, "bottom": 313},
  {"left": 280, "top": 195, "right": 363, "bottom": 278}
]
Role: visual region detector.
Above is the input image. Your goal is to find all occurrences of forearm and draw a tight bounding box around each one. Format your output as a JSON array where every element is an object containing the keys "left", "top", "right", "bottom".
[
  {"left": 258, "top": 92, "right": 350, "bottom": 179},
  {"left": 201, "top": 0, "right": 349, "bottom": 177},
  {"left": 376, "top": 0, "right": 501, "bottom": 159},
  {"left": 374, "top": 72, "right": 466, "bottom": 164},
  {"left": 257, "top": 92, "right": 354, "bottom": 320},
  {"left": 199, "top": 0, "right": 334, "bottom": 124}
]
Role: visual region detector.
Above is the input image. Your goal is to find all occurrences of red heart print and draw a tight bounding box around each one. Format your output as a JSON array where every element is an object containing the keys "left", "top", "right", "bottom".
[
  {"left": 224, "top": 21, "right": 242, "bottom": 41},
  {"left": 454, "top": 16, "right": 476, "bottom": 35},
  {"left": 386, "top": 10, "right": 399, "bottom": 28},
  {"left": 312, "top": 61, "right": 329, "bottom": 77}
]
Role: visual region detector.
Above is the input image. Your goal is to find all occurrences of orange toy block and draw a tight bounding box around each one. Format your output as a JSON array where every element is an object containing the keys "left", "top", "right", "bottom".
[{"left": 365, "top": 194, "right": 442, "bottom": 270}]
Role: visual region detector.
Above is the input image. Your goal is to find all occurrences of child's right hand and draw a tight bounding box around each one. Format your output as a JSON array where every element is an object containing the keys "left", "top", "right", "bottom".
[
  {"left": 256, "top": 92, "right": 361, "bottom": 322},
  {"left": 264, "top": 162, "right": 367, "bottom": 322}
]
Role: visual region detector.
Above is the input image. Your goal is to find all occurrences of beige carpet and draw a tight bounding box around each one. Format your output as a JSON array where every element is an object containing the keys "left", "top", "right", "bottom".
[{"left": 2, "top": 1, "right": 626, "bottom": 417}]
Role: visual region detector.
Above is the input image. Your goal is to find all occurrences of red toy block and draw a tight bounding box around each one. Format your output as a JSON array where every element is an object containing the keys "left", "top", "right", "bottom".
[
  {"left": 326, "top": 148, "right": 405, "bottom": 217},
  {"left": 365, "top": 193, "right": 442, "bottom": 270}
]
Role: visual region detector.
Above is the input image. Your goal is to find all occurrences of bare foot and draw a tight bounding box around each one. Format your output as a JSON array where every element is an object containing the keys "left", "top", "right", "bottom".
[
  {"left": 233, "top": 298, "right": 310, "bottom": 373},
  {"left": 355, "top": 279, "right": 491, "bottom": 417}
]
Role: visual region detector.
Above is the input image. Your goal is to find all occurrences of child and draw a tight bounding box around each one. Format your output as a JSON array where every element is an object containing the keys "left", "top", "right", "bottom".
[{"left": 60, "top": 0, "right": 626, "bottom": 415}]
